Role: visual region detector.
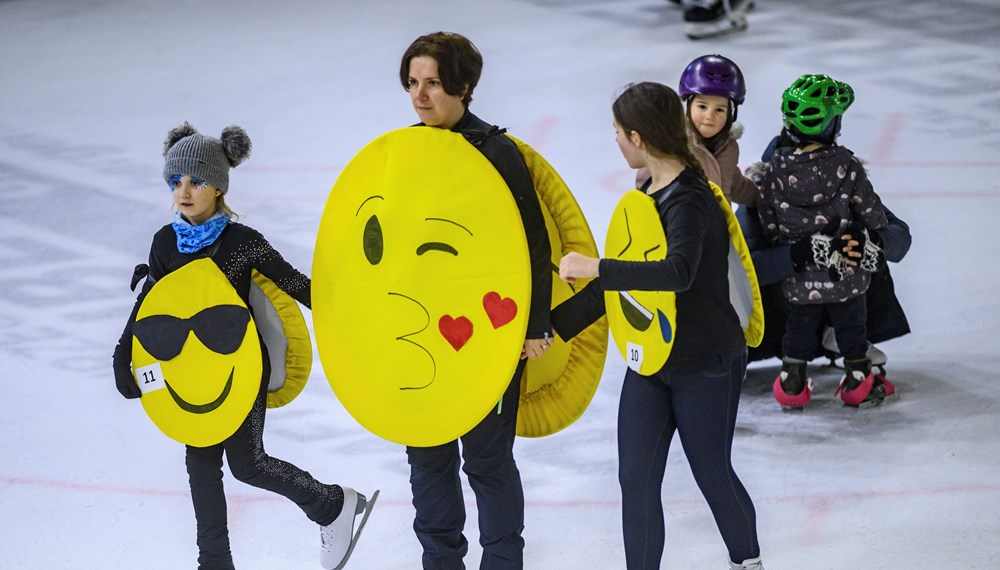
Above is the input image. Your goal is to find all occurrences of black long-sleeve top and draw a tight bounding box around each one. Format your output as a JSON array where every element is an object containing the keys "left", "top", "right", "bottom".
[
  {"left": 551, "top": 168, "right": 745, "bottom": 373},
  {"left": 113, "top": 222, "right": 310, "bottom": 371},
  {"left": 447, "top": 110, "right": 553, "bottom": 339}
]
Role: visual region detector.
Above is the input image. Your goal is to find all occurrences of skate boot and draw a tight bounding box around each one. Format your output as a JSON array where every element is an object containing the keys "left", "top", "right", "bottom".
[
  {"left": 773, "top": 358, "right": 812, "bottom": 411},
  {"left": 683, "top": 0, "right": 750, "bottom": 40},
  {"left": 835, "top": 358, "right": 886, "bottom": 408},
  {"left": 729, "top": 555, "right": 764, "bottom": 569},
  {"left": 822, "top": 332, "right": 896, "bottom": 400},
  {"left": 320, "top": 486, "right": 379, "bottom": 569},
  {"left": 866, "top": 343, "right": 896, "bottom": 399}
]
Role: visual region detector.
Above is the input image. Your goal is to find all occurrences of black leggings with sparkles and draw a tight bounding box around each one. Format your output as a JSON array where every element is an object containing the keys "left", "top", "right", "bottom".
[{"left": 185, "top": 379, "right": 343, "bottom": 570}]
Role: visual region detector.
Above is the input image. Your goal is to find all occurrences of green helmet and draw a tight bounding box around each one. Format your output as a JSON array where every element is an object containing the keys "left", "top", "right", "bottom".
[{"left": 780, "top": 74, "right": 855, "bottom": 136}]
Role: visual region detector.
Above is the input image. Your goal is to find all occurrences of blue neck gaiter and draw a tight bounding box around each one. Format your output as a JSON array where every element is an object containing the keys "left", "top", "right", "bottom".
[{"left": 172, "top": 211, "right": 231, "bottom": 254}]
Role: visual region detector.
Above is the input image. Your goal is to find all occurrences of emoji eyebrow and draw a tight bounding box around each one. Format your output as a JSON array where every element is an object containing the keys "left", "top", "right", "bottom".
[
  {"left": 617, "top": 208, "right": 633, "bottom": 257},
  {"left": 417, "top": 242, "right": 459, "bottom": 256},
  {"left": 643, "top": 244, "right": 661, "bottom": 261},
  {"left": 425, "top": 217, "right": 473, "bottom": 237},
  {"left": 355, "top": 195, "right": 384, "bottom": 217}
]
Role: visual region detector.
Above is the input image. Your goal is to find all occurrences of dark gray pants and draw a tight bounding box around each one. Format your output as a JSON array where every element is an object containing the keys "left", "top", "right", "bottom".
[
  {"left": 405, "top": 362, "right": 526, "bottom": 570},
  {"left": 784, "top": 295, "right": 868, "bottom": 361}
]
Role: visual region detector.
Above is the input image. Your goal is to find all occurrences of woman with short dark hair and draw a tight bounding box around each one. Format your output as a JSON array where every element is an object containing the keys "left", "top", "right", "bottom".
[{"left": 398, "top": 31, "right": 553, "bottom": 570}]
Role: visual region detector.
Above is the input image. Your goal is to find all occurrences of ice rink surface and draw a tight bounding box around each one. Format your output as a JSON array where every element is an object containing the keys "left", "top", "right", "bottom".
[{"left": 2, "top": 0, "right": 999, "bottom": 568}]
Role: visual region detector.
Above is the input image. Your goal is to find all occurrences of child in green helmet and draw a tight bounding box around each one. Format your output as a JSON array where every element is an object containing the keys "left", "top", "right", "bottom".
[{"left": 757, "top": 74, "right": 891, "bottom": 410}]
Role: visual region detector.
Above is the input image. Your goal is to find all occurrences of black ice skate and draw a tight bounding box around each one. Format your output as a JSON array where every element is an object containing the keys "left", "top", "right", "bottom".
[
  {"left": 835, "top": 358, "right": 887, "bottom": 408},
  {"left": 866, "top": 344, "right": 896, "bottom": 400},
  {"left": 822, "top": 330, "right": 897, "bottom": 400},
  {"left": 684, "top": 0, "right": 750, "bottom": 40},
  {"left": 773, "top": 358, "right": 813, "bottom": 411}
]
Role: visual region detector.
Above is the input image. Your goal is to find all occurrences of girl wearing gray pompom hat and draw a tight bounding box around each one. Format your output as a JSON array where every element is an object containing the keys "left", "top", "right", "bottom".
[
  {"left": 113, "top": 123, "right": 376, "bottom": 570},
  {"left": 162, "top": 121, "right": 247, "bottom": 232}
]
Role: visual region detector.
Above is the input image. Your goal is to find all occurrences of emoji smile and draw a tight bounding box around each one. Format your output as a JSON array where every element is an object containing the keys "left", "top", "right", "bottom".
[{"left": 164, "top": 367, "right": 234, "bottom": 414}]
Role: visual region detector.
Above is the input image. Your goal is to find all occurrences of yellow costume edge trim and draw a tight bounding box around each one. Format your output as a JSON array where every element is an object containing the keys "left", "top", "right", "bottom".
[
  {"left": 251, "top": 270, "right": 313, "bottom": 408},
  {"left": 708, "top": 182, "right": 765, "bottom": 347},
  {"left": 507, "top": 134, "right": 609, "bottom": 438}
]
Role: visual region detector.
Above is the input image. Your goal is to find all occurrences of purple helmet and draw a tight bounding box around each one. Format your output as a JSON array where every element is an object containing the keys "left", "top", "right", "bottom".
[{"left": 678, "top": 54, "right": 746, "bottom": 105}]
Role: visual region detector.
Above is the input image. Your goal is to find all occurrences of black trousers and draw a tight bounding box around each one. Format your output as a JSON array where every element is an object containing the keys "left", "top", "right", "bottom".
[
  {"left": 185, "top": 379, "right": 343, "bottom": 570},
  {"left": 749, "top": 266, "right": 909, "bottom": 363},
  {"left": 405, "top": 361, "right": 526, "bottom": 570},
  {"left": 783, "top": 296, "right": 868, "bottom": 362}
]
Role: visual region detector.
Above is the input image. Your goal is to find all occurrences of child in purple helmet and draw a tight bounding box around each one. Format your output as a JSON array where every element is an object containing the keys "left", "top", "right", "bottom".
[{"left": 679, "top": 54, "right": 759, "bottom": 205}]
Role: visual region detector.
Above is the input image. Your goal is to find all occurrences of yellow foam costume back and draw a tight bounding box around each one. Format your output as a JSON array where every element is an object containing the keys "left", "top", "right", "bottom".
[
  {"left": 506, "top": 135, "right": 608, "bottom": 437},
  {"left": 248, "top": 270, "right": 313, "bottom": 409}
]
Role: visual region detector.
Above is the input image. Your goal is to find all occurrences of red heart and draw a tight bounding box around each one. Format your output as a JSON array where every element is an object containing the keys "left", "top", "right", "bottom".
[
  {"left": 439, "top": 315, "right": 473, "bottom": 351},
  {"left": 483, "top": 291, "right": 517, "bottom": 329}
]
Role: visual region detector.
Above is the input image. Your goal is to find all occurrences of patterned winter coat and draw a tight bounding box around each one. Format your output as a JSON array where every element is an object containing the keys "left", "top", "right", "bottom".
[{"left": 758, "top": 144, "right": 887, "bottom": 304}]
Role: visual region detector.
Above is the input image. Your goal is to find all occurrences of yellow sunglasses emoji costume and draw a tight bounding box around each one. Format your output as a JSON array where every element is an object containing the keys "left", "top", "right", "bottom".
[
  {"left": 131, "top": 258, "right": 262, "bottom": 447},
  {"left": 314, "top": 127, "right": 607, "bottom": 445}
]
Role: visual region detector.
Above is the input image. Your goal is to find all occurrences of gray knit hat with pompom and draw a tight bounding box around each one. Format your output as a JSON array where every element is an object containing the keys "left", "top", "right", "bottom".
[{"left": 162, "top": 122, "right": 251, "bottom": 194}]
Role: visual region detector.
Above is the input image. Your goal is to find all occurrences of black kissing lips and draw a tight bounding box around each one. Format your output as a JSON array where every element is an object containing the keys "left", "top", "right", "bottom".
[
  {"left": 388, "top": 291, "right": 437, "bottom": 391},
  {"left": 164, "top": 367, "right": 234, "bottom": 414}
]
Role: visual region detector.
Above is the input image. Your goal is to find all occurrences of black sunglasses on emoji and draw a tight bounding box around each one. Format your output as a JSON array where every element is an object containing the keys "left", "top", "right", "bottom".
[{"left": 133, "top": 305, "right": 251, "bottom": 361}]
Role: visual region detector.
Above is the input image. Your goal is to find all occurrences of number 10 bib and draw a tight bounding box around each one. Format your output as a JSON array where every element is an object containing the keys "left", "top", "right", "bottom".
[{"left": 604, "top": 190, "right": 677, "bottom": 376}]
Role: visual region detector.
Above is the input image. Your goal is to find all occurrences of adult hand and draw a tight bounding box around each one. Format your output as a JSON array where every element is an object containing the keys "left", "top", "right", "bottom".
[
  {"left": 558, "top": 252, "right": 600, "bottom": 284},
  {"left": 845, "top": 224, "right": 885, "bottom": 272},
  {"left": 521, "top": 337, "right": 553, "bottom": 360},
  {"left": 789, "top": 218, "right": 857, "bottom": 281}
]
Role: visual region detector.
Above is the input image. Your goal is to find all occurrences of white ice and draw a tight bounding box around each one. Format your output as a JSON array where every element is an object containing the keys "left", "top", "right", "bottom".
[{"left": 2, "top": 1, "right": 999, "bottom": 569}]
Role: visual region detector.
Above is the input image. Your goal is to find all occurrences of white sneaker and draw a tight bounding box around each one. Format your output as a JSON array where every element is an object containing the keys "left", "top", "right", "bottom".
[
  {"left": 320, "top": 487, "right": 366, "bottom": 570},
  {"left": 730, "top": 555, "right": 764, "bottom": 569},
  {"left": 867, "top": 343, "right": 887, "bottom": 367}
]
